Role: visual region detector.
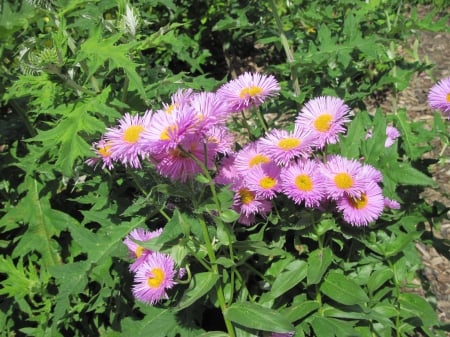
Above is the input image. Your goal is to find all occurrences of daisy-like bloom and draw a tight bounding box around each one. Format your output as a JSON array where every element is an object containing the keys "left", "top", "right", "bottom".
[
  {"left": 216, "top": 72, "right": 280, "bottom": 113},
  {"left": 428, "top": 76, "right": 450, "bottom": 118},
  {"left": 153, "top": 134, "right": 216, "bottom": 182},
  {"left": 384, "top": 125, "right": 401, "bottom": 148},
  {"left": 141, "top": 105, "right": 195, "bottom": 154},
  {"left": 258, "top": 126, "right": 317, "bottom": 166},
  {"left": 280, "top": 159, "right": 326, "bottom": 208},
  {"left": 232, "top": 181, "right": 272, "bottom": 218},
  {"left": 320, "top": 155, "right": 368, "bottom": 200},
  {"left": 205, "top": 125, "right": 235, "bottom": 155},
  {"left": 214, "top": 154, "right": 240, "bottom": 185},
  {"left": 123, "top": 228, "right": 163, "bottom": 272},
  {"left": 162, "top": 88, "right": 194, "bottom": 114},
  {"left": 104, "top": 110, "right": 152, "bottom": 168},
  {"left": 132, "top": 252, "right": 178, "bottom": 305},
  {"left": 359, "top": 163, "right": 383, "bottom": 183},
  {"left": 244, "top": 162, "right": 281, "bottom": 199},
  {"left": 384, "top": 197, "right": 401, "bottom": 210},
  {"left": 234, "top": 141, "right": 272, "bottom": 174},
  {"left": 336, "top": 180, "right": 384, "bottom": 226},
  {"left": 86, "top": 138, "right": 114, "bottom": 170},
  {"left": 189, "top": 91, "right": 231, "bottom": 131},
  {"left": 295, "top": 96, "right": 351, "bottom": 148}
]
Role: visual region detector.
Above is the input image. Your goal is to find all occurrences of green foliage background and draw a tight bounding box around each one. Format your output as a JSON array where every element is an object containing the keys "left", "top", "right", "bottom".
[{"left": 0, "top": 0, "right": 449, "bottom": 336}]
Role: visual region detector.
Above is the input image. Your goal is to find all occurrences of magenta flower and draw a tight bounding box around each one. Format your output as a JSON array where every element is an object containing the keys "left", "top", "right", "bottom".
[
  {"left": 132, "top": 252, "right": 178, "bottom": 305},
  {"left": 295, "top": 96, "right": 351, "bottom": 148},
  {"left": 104, "top": 111, "right": 153, "bottom": 168},
  {"left": 215, "top": 154, "right": 240, "bottom": 185},
  {"left": 161, "top": 88, "right": 193, "bottom": 114},
  {"left": 320, "top": 155, "right": 368, "bottom": 199},
  {"left": 216, "top": 72, "right": 280, "bottom": 112},
  {"left": 189, "top": 91, "right": 231, "bottom": 130},
  {"left": 384, "top": 198, "right": 401, "bottom": 210},
  {"left": 86, "top": 138, "right": 114, "bottom": 170},
  {"left": 385, "top": 126, "right": 401, "bottom": 148},
  {"left": 123, "top": 228, "right": 163, "bottom": 272},
  {"left": 244, "top": 162, "right": 281, "bottom": 199},
  {"left": 259, "top": 126, "right": 316, "bottom": 166},
  {"left": 234, "top": 141, "right": 272, "bottom": 174},
  {"left": 280, "top": 160, "right": 326, "bottom": 208},
  {"left": 336, "top": 180, "right": 384, "bottom": 226},
  {"left": 232, "top": 181, "right": 272, "bottom": 225},
  {"left": 428, "top": 76, "right": 450, "bottom": 118}
]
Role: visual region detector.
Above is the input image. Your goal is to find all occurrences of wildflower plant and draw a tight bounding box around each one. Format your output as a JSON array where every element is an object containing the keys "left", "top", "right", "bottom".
[{"left": 0, "top": 1, "right": 449, "bottom": 337}]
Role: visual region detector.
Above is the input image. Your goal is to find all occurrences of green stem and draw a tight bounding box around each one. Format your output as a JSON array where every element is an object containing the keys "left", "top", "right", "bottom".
[
  {"left": 254, "top": 107, "right": 269, "bottom": 133},
  {"left": 268, "top": 0, "right": 300, "bottom": 97},
  {"left": 386, "top": 258, "right": 401, "bottom": 337}
]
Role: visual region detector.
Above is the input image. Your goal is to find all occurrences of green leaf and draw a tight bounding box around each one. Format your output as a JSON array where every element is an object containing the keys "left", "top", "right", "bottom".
[
  {"left": 224, "top": 302, "right": 294, "bottom": 333},
  {"left": 340, "top": 112, "right": 366, "bottom": 158},
  {"left": 383, "top": 162, "right": 436, "bottom": 188},
  {"left": 307, "top": 247, "right": 333, "bottom": 285},
  {"left": 176, "top": 272, "right": 219, "bottom": 311},
  {"left": 321, "top": 272, "right": 369, "bottom": 306},
  {"left": 260, "top": 261, "right": 307, "bottom": 303},
  {"left": 367, "top": 268, "right": 393, "bottom": 294},
  {"left": 219, "top": 209, "right": 240, "bottom": 223},
  {"left": 198, "top": 332, "right": 229, "bottom": 337},
  {"left": 281, "top": 300, "right": 320, "bottom": 323},
  {"left": 311, "top": 316, "right": 357, "bottom": 337},
  {"left": 399, "top": 293, "right": 439, "bottom": 327}
]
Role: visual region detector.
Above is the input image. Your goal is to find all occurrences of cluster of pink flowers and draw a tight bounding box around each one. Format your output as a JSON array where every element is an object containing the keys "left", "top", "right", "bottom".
[
  {"left": 88, "top": 72, "right": 402, "bottom": 227},
  {"left": 123, "top": 228, "right": 185, "bottom": 304},
  {"left": 428, "top": 76, "right": 450, "bottom": 119}
]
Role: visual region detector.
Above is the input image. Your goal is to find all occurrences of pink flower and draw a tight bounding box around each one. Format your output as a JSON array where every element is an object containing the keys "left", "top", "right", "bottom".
[
  {"left": 232, "top": 181, "right": 272, "bottom": 225},
  {"left": 132, "top": 252, "right": 179, "bottom": 305},
  {"left": 216, "top": 72, "right": 280, "bottom": 112},
  {"left": 296, "top": 96, "right": 351, "bottom": 148},
  {"left": 336, "top": 180, "right": 384, "bottom": 226},
  {"left": 123, "top": 228, "right": 162, "bottom": 272},
  {"left": 104, "top": 111, "right": 153, "bottom": 168},
  {"left": 86, "top": 138, "right": 114, "bottom": 170},
  {"left": 280, "top": 160, "right": 326, "bottom": 208},
  {"left": 244, "top": 162, "right": 281, "bottom": 199},
  {"left": 259, "top": 126, "right": 316, "bottom": 166},
  {"left": 385, "top": 126, "right": 400, "bottom": 148},
  {"left": 384, "top": 197, "right": 401, "bottom": 210},
  {"left": 234, "top": 141, "right": 272, "bottom": 174},
  {"left": 428, "top": 76, "right": 450, "bottom": 118}
]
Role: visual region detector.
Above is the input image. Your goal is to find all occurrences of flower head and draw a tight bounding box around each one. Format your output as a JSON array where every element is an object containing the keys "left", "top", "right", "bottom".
[
  {"left": 86, "top": 138, "right": 114, "bottom": 170},
  {"left": 428, "top": 76, "right": 450, "bottom": 118},
  {"left": 296, "top": 96, "right": 351, "bottom": 148},
  {"left": 104, "top": 111, "right": 152, "bottom": 168},
  {"left": 244, "top": 162, "right": 281, "bottom": 199},
  {"left": 385, "top": 126, "right": 401, "bottom": 148},
  {"left": 232, "top": 181, "right": 273, "bottom": 225},
  {"left": 123, "top": 228, "right": 163, "bottom": 272},
  {"left": 336, "top": 181, "right": 384, "bottom": 226},
  {"left": 216, "top": 72, "right": 280, "bottom": 113},
  {"left": 132, "top": 252, "right": 178, "bottom": 305},
  {"left": 234, "top": 141, "right": 272, "bottom": 174},
  {"left": 280, "top": 160, "right": 326, "bottom": 208},
  {"left": 259, "top": 126, "right": 316, "bottom": 166}
]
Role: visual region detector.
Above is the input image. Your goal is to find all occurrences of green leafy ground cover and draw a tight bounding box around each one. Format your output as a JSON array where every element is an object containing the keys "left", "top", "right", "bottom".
[{"left": 0, "top": 1, "right": 449, "bottom": 336}]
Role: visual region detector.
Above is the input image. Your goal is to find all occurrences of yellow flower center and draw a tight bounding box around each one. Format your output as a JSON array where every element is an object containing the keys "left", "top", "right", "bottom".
[
  {"left": 248, "top": 154, "right": 270, "bottom": 168},
  {"left": 239, "top": 86, "right": 263, "bottom": 98},
  {"left": 295, "top": 174, "right": 313, "bottom": 191},
  {"left": 334, "top": 172, "right": 353, "bottom": 189},
  {"left": 314, "top": 114, "right": 333, "bottom": 132},
  {"left": 123, "top": 125, "right": 144, "bottom": 143},
  {"left": 135, "top": 246, "right": 145, "bottom": 258},
  {"left": 98, "top": 145, "right": 112, "bottom": 157},
  {"left": 147, "top": 268, "right": 165, "bottom": 288},
  {"left": 259, "top": 176, "right": 276, "bottom": 189},
  {"left": 166, "top": 103, "right": 178, "bottom": 114},
  {"left": 446, "top": 93, "right": 450, "bottom": 103},
  {"left": 348, "top": 193, "right": 368, "bottom": 209},
  {"left": 278, "top": 138, "right": 301, "bottom": 150},
  {"left": 160, "top": 124, "right": 178, "bottom": 141},
  {"left": 239, "top": 188, "right": 254, "bottom": 205}
]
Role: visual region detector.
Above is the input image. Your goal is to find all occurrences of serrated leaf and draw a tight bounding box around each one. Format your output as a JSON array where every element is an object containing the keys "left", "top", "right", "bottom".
[
  {"left": 224, "top": 302, "right": 294, "bottom": 333},
  {"left": 176, "top": 272, "right": 219, "bottom": 311},
  {"left": 321, "top": 272, "right": 369, "bottom": 306}
]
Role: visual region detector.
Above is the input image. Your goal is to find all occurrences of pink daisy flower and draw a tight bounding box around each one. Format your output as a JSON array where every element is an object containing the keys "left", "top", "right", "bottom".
[
  {"left": 295, "top": 96, "right": 351, "bottom": 148},
  {"left": 153, "top": 134, "right": 216, "bottom": 182},
  {"left": 141, "top": 105, "right": 195, "bottom": 154},
  {"left": 104, "top": 111, "right": 153, "bottom": 168},
  {"left": 162, "top": 88, "right": 193, "bottom": 114},
  {"left": 385, "top": 126, "right": 401, "bottom": 148},
  {"left": 132, "top": 252, "right": 178, "bottom": 305},
  {"left": 215, "top": 154, "right": 240, "bottom": 185},
  {"left": 216, "top": 72, "right": 280, "bottom": 113},
  {"left": 123, "top": 228, "right": 163, "bottom": 272},
  {"left": 428, "top": 76, "right": 450, "bottom": 118},
  {"left": 244, "top": 162, "right": 281, "bottom": 199},
  {"left": 205, "top": 125, "right": 235, "bottom": 155},
  {"left": 234, "top": 141, "right": 272, "bottom": 174},
  {"left": 232, "top": 182, "right": 272, "bottom": 218},
  {"left": 258, "top": 126, "right": 316, "bottom": 166},
  {"left": 280, "top": 160, "right": 326, "bottom": 208},
  {"left": 189, "top": 91, "right": 231, "bottom": 130},
  {"left": 359, "top": 163, "right": 383, "bottom": 183},
  {"left": 320, "top": 155, "right": 368, "bottom": 199},
  {"left": 86, "top": 138, "right": 114, "bottom": 170},
  {"left": 336, "top": 180, "right": 384, "bottom": 226}
]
